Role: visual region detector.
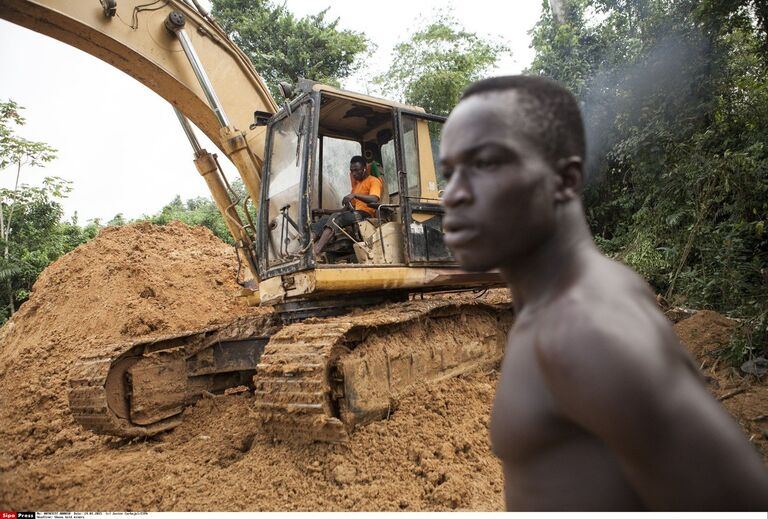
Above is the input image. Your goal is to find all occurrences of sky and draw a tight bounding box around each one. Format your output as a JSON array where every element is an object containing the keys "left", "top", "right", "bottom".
[{"left": 0, "top": 0, "right": 543, "bottom": 223}]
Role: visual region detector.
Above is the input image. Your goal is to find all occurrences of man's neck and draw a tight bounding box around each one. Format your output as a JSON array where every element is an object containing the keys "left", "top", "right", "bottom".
[{"left": 501, "top": 205, "right": 596, "bottom": 316}]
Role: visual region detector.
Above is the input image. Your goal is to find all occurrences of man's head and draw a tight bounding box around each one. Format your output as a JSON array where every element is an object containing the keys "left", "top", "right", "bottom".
[
  {"left": 350, "top": 155, "right": 368, "bottom": 181},
  {"left": 440, "top": 75, "right": 586, "bottom": 272}
]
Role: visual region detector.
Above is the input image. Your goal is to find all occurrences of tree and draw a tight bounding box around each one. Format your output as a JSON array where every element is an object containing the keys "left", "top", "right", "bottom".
[
  {"left": 376, "top": 13, "right": 509, "bottom": 116},
  {"left": 0, "top": 177, "right": 84, "bottom": 322},
  {"left": 0, "top": 100, "right": 57, "bottom": 316},
  {"left": 107, "top": 213, "right": 126, "bottom": 227},
  {"left": 210, "top": 0, "right": 369, "bottom": 99}
]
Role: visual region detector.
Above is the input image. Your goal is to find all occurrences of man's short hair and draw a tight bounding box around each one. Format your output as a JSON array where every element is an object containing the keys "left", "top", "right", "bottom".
[
  {"left": 350, "top": 155, "right": 366, "bottom": 167},
  {"left": 461, "top": 76, "right": 586, "bottom": 167}
]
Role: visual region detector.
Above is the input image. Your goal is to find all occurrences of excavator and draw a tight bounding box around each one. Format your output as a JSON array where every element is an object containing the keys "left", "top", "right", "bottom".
[{"left": 0, "top": 0, "right": 512, "bottom": 442}]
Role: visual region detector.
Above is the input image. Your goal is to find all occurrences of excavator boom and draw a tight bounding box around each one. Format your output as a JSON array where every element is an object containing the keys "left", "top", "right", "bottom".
[{"left": 0, "top": 0, "right": 277, "bottom": 154}]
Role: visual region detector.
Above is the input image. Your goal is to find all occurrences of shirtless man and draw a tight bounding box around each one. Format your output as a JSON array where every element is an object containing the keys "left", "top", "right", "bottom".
[{"left": 439, "top": 75, "right": 768, "bottom": 510}]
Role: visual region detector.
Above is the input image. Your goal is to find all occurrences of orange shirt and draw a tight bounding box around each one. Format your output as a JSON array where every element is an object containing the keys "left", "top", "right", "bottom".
[{"left": 351, "top": 174, "right": 383, "bottom": 217}]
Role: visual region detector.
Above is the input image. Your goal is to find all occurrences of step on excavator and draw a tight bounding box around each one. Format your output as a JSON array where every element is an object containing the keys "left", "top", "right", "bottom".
[{"left": 1, "top": 0, "right": 512, "bottom": 442}]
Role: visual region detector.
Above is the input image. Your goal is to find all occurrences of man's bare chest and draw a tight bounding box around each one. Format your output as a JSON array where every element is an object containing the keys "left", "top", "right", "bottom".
[{"left": 489, "top": 330, "right": 571, "bottom": 462}]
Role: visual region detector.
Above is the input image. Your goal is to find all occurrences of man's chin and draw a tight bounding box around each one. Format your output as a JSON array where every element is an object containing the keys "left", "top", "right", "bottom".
[{"left": 451, "top": 250, "right": 497, "bottom": 273}]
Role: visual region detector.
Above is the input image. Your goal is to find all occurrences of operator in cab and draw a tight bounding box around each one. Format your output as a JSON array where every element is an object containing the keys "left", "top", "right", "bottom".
[
  {"left": 440, "top": 75, "right": 768, "bottom": 511},
  {"left": 312, "top": 155, "right": 383, "bottom": 255}
]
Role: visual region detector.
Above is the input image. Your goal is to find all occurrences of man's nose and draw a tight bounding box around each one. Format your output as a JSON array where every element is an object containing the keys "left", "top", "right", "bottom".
[{"left": 442, "top": 169, "right": 473, "bottom": 208}]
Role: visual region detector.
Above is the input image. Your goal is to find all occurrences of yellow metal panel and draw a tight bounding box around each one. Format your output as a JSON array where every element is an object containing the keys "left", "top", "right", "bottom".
[
  {"left": 415, "top": 119, "right": 440, "bottom": 200},
  {"left": 259, "top": 276, "right": 286, "bottom": 305},
  {"left": 285, "top": 271, "right": 317, "bottom": 299},
  {"left": 314, "top": 267, "right": 428, "bottom": 292},
  {"left": 311, "top": 84, "right": 424, "bottom": 112},
  {"left": 312, "top": 267, "right": 503, "bottom": 294},
  {"left": 257, "top": 267, "right": 503, "bottom": 304}
]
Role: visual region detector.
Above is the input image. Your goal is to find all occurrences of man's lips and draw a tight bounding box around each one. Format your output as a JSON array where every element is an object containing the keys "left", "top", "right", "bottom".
[{"left": 443, "top": 221, "right": 479, "bottom": 247}]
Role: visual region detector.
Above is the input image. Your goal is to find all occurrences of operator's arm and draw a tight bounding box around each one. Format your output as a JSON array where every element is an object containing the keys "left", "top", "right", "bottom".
[
  {"left": 343, "top": 177, "right": 382, "bottom": 206},
  {"left": 350, "top": 193, "right": 380, "bottom": 204},
  {"left": 536, "top": 303, "right": 768, "bottom": 510}
]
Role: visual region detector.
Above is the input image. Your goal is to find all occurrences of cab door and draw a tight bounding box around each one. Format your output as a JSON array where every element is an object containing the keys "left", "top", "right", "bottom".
[
  {"left": 258, "top": 95, "right": 318, "bottom": 278},
  {"left": 395, "top": 109, "right": 454, "bottom": 265}
]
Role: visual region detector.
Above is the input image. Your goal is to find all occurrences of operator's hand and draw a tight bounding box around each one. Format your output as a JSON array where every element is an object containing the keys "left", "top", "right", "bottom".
[{"left": 342, "top": 194, "right": 355, "bottom": 209}]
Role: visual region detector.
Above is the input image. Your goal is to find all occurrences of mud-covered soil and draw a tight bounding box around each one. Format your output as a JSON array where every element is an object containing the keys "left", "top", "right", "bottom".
[
  {"left": 0, "top": 222, "right": 765, "bottom": 511},
  {"left": 674, "top": 310, "right": 768, "bottom": 461}
]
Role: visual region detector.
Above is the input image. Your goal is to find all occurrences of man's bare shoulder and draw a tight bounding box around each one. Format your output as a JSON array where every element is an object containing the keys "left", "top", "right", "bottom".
[
  {"left": 532, "top": 253, "right": 688, "bottom": 402},
  {"left": 539, "top": 254, "right": 672, "bottom": 339}
]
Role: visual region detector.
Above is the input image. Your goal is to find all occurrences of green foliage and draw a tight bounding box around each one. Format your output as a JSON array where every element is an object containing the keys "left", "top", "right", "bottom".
[
  {"left": 0, "top": 178, "right": 89, "bottom": 323},
  {"left": 529, "top": 0, "right": 768, "bottom": 362},
  {"left": 210, "top": 0, "right": 369, "bottom": 98},
  {"left": 140, "top": 194, "right": 232, "bottom": 243},
  {"left": 0, "top": 100, "right": 56, "bottom": 171},
  {"left": 376, "top": 13, "right": 509, "bottom": 116},
  {"left": 0, "top": 100, "right": 70, "bottom": 323},
  {"left": 133, "top": 179, "right": 253, "bottom": 244}
]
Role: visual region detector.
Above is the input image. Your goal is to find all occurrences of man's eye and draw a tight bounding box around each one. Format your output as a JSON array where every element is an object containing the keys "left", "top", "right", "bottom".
[
  {"left": 473, "top": 158, "right": 497, "bottom": 169},
  {"left": 442, "top": 167, "right": 454, "bottom": 180}
]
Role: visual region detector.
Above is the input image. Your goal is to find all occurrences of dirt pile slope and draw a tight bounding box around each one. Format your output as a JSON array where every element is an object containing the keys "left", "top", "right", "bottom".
[{"left": 0, "top": 222, "right": 261, "bottom": 470}]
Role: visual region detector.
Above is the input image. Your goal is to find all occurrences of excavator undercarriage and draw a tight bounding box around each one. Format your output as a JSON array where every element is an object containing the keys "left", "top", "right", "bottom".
[{"left": 68, "top": 297, "right": 513, "bottom": 442}]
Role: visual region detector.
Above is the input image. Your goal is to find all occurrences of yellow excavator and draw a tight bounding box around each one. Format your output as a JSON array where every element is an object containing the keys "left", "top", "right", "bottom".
[{"left": 0, "top": 0, "right": 511, "bottom": 442}]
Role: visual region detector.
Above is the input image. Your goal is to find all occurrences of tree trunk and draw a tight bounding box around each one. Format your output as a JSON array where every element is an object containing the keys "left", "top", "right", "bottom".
[
  {"left": 2, "top": 161, "right": 22, "bottom": 316},
  {"left": 7, "top": 279, "right": 14, "bottom": 316},
  {"left": 0, "top": 187, "right": 6, "bottom": 317},
  {"left": 3, "top": 238, "right": 11, "bottom": 316},
  {"left": 665, "top": 177, "right": 716, "bottom": 301}
]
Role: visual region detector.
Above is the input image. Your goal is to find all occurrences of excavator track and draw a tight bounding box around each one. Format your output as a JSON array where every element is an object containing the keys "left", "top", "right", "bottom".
[
  {"left": 253, "top": 321, "right": 354, "bottom": 443},
  {"left": 68, "top": 315, "right": 278, "bottom": 437},
  {"left": 253, "top": 298, "right": 513, "bottom": 443},
  {"left": 68, "top": 298, "right": 512, "bottom": 441}
]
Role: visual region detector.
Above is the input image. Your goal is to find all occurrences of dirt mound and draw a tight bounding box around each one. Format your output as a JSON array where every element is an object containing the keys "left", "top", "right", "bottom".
[
  {"left": 0, "top": 222, "right": 261, "bottom": 471},
  {"left": 1, "top": 370, "right": 503, "bottom": 511},
  {"left": 674, "top": 310, "right": 737, "bottom": 360},
  {"left": 674, "top": 312, "right": 768, "bottom": 463}
]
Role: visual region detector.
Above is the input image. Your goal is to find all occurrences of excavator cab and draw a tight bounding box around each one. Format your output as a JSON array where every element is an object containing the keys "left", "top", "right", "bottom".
[{"left": 256, "top": 84, "right": 471, "bottom": 306}]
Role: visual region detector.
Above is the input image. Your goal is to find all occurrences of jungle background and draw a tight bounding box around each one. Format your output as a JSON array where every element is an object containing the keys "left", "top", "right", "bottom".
[{"left": 2, "top": 0, "right": 766, "bottom": 363}]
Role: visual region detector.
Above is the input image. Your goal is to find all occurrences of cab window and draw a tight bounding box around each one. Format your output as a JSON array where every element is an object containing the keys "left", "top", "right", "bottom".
[{"left": 319, "top": 136, "right": 361, "bottom": 210}]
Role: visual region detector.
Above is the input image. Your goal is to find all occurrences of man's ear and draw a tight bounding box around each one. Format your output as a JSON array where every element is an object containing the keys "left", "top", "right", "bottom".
[{"left": 553, "top": 156, "right": 584, "bottom": 203}]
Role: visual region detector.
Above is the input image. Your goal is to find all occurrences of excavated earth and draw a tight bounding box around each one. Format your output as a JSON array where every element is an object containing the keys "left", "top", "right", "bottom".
[{"left": 0, "top": 222, "right": 766, "bottom": 511}]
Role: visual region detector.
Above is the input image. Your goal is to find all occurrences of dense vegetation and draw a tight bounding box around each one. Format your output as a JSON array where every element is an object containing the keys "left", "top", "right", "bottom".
[
  {"left": 3, "top": 1, "right": 767, "bottom": 362},
  {"left": 0, "top": 100, "right": 100, "bottom": 322},
  {"left": 528, "top": 0, "right": 768, "bottom": 359}
]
